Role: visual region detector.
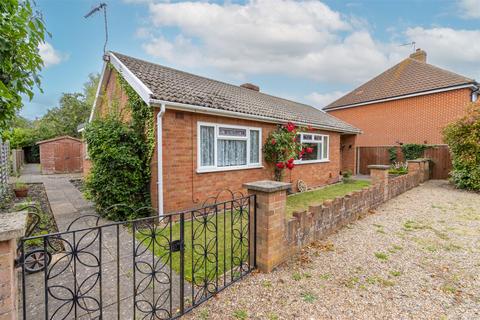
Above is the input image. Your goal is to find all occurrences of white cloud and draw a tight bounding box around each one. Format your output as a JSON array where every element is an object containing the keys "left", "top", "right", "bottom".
[
  {"left": 136, "top": 0, "right": 480, "bottom": 91},
  {"left": 402, "top": 27, "right": 480, "bottom": 79},
  {"left": 458, "top": 0, "right": 480, "bottom": 19},
  {"left": 38, "top": 42, "right": 66, "bottom": 67},
  {"left": 306, "top": 91, "right": 346, "bottom": 108},
  {"left": 143, "top": 0, "right": 392, "bottom": 84}
]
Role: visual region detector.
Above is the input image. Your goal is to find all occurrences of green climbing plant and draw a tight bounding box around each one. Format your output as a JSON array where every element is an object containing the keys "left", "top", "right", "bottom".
[
  {"left": 84, "top": 67, "right": 155, "bottom": 221},
  {"left": 401, "top": 144, "right": 428, "bottom": 160}
]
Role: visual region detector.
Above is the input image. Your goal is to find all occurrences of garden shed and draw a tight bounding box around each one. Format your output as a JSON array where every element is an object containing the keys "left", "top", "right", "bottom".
[{"left": 37, "top": 136, "right": 83, "bottom": 174}]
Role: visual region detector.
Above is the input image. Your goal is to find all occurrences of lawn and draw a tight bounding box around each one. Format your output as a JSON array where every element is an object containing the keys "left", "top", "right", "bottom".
[
  {"left": 287, "top": 180, "right": 371, "bottom": 215},
  {"left": 136, "top": 209, "right": 250, "bottom": 283}
]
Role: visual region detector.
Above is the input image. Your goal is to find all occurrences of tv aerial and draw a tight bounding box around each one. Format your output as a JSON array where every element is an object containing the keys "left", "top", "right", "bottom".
[
  {"left": 84, "top": 3, "right": 109, "bottom": 55},
  {"left": 399, "top": 41, "right": 416, "bottom": 52}
]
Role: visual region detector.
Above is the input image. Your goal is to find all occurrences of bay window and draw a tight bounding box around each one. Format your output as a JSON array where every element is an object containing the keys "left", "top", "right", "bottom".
[
  {"left": 198, "top": 122, "right": 262, "bottom": 172},
  {"left": 296, "top": 132, "right": 329, "bottom": 163}
]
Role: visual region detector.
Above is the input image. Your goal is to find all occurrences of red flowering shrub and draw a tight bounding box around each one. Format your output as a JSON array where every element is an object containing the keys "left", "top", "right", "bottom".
[{"left": 264, "top": 122, "right": 307, "bottom": 181}]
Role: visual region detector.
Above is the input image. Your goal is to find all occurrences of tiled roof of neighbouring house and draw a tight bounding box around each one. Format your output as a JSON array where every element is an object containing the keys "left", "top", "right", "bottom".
[
  {"left": 323, "top": 54, "right": 476, "bottom": 111},
  {"left": 111, "top": 52, "right": 360, "bottom": 133}
]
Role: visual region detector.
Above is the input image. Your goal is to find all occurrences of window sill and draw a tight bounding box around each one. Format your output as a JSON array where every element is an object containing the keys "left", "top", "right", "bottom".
[
  {"left": 197, "top": 165, "right": 264, "bottom": 174},
  {"left": 294, "top": 159, "right": 330, "bottom": 165}
]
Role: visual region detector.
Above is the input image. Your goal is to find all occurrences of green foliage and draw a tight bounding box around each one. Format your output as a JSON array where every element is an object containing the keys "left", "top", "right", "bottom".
[
  {"left": 342, "top": 170, "right": 353, "bottom": 183},
  {"left": 401, "top": 144, "right": 427, "bottom": 160},
  {"left": 263, "top": 123, "right": 306, "bottom": 181},
  {"left": 84, "top": 116, "right": 150, "bottom": 220},
  {"left": 0, "top": 0, "right": 47, "bottom": 130},
  {"left": 4, "top": 74, "right": 99, "bottom": 148},
  {"left": 389, "top": 161, "right": 408, "bottom": 175},
  {"left": 443, "top": 104, "right": 480, "bottom": 190},
  {"left": 85, "top": 70, "right": 154, "bottom": 220},
  {"left": 388, "top": 147, "right": 398, "bottom": 163}
]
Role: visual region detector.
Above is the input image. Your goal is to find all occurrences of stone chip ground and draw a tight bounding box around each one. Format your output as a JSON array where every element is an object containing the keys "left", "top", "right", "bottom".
[{"left": 185, "top": 180, "right": 480, "bottom": 320}]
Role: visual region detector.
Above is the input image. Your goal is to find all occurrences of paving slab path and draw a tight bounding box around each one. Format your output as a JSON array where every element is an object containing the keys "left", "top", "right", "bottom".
[{"left": 15, "top": 164, "right": 185, "bottom": 320}]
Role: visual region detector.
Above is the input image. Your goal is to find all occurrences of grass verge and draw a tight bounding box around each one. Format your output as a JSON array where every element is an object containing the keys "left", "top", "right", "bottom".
[{"left": 286, "top": 180, "right": 370, "bottom": 216}]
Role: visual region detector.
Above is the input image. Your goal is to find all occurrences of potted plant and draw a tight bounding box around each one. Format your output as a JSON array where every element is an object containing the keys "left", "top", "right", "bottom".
[{"left": 14, "top": 182, "right": 29, "bottom": 197}]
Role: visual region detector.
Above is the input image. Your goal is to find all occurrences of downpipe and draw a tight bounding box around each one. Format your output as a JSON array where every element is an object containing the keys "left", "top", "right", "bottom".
[{"left": 156, "top": 103, "right": 166, "bottom": 216}]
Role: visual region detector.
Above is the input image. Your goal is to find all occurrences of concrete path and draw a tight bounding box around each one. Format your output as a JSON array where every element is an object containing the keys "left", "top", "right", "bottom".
[{"left": 15, "top": 164, "right": 185, "bottom": 320}]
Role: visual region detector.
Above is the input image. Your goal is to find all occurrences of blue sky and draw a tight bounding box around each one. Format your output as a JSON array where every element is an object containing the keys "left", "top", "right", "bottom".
[{"left": 24, "top": 0, "right": 480, "bottom": 119}]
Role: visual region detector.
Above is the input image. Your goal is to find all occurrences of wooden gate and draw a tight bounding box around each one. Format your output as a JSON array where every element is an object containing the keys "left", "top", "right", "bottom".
[
  {"left": 38, "top": 136, "right": 83, "bottom": 174},
  {"left": 357, "top": 145, "right": 452, "bottom": 179}
]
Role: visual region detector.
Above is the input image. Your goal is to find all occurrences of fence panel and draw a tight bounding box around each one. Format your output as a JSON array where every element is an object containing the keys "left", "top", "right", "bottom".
[
  {"left": 358, "top": 145, "right": 451, "bottom": 179},
  {"left": 0, "top": 138, "right": 10, "bottom": 201}
]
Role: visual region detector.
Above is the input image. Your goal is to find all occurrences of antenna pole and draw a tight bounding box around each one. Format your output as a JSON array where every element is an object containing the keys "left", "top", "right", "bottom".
[{"left": 84, "top": 3, "right": 108, "bottom": 54}]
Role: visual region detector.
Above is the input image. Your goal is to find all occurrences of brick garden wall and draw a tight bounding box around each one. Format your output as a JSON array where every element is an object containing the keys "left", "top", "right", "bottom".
[
  {"left": 327, "top": 89, "right": 472, "bottom": 146},
  {"left": 283, "top": 159, "right": 429, "bottom": 255}
]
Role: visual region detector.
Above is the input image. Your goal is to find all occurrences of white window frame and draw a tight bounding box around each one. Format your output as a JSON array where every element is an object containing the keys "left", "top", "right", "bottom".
[
  {"left": 295, "top": 132, "right": 330, "bottom": 164},
  {"left": 197, "top": 122, "right": 263, "bottom": 173}
]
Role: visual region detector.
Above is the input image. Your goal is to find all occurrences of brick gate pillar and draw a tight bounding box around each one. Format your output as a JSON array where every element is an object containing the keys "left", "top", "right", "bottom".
[
  {"left": 0, "top": 211, "right": 27, "bottom": 320},
  {"left": 243, "top": 180, "right": 291, "bottom": 273},
  {"left": 368, "top": 165, "right": 390, "bottom": 201}
]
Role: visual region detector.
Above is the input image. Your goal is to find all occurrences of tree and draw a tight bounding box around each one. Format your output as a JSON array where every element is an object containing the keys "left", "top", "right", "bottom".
[
  {"left": 0, "top": 0, "right": 47, "bottom": 130},
  {"left": 443, "top": 103, "right": 480, "bottom": 190},
  {"left": 36, "top": 93, "right": 90, "bottom": 138}
]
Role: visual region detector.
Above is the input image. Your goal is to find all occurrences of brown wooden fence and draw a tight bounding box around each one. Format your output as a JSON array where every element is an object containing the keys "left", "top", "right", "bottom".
[{"left": 357, "top": 145, "right": 452, "bottom": 179}]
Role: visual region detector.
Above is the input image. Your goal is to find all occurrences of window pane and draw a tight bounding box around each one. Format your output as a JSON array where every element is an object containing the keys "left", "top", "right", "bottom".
[
  {"left": 219, "top": 127, "right": 246, "bottom": 137},
  {"left": 302, "top": 134, "right": 313, "bottom": 141},
  {"left": 323, "top": 136, "right": 329, "bottom": 159},
  {"left": 217, "top": 140, "right": 247, "bottom": 167},
  {"left": 200, "top": 126, "right": 215, "bottom": 167},
  {"left": 250, "top": 130, "right": 259, "bottom": 163},
  {"left": 314, "top": 135, "right": 322, "bottom": 141},
  {"left": 302, "top": 143, "right": 319, "bottom": 161}
]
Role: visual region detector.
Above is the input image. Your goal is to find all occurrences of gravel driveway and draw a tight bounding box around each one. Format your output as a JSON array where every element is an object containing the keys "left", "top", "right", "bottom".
[{"left": 186, "top": 180, "right": 480, "bottom": 320}]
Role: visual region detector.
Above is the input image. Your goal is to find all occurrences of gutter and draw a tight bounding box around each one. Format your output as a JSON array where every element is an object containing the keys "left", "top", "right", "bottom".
[
  {"left": 156, "top": 103, "right": 166, "bottom": 216},
  {"left": 149, "top": 99, "right": 361, "bottom": 134}
]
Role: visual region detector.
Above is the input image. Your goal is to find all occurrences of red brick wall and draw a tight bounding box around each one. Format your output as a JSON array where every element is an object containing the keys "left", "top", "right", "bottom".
[
  {"left": 95, "top": 68, "right": 131, "bottom": 122},
  {"left": 327, "top": 89, "right": 472, "bottom": 146},
  {"left": 82, "top": 142, "right": 92, "bottom": 177},
  {"left": 340, "top": 134, "right": 356, "bottom": 174},
  {"left": 152, "top": 109, "right": 342, "bottom": 213}
]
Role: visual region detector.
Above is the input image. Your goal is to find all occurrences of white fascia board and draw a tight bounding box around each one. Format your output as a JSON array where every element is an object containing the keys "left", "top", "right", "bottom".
[
  {"left": 109, "top": 52, "right": 153, "bottom": 105},
  {"left": 325, "top": 84, "right": 478, "bottom": 112},
  {"left": 88, "top": 62, "right": 107, "bottom": 123},
  {"left": 149, "top": 98, "right": 361, "bottom": 134}
]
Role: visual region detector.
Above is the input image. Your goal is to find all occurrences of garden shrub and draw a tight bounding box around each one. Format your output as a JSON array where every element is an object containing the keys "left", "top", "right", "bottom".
[
  {"left": 84, "top": 68, "right": 155, "bottom": 221},
  {"left": 388, "top": 147, "right": 397, "bottom": 163},
  {"left": 443, "top": 104, "right": 480, "bottom": 190},
  {"left": 401, "top": 143, "right": 427, "bottom": 160},
  {"left": 264, "top": 122, "right": 309, "bottom": 181},
  {"left": 84, "top": 116, "right": 150, "bottom": 220}
]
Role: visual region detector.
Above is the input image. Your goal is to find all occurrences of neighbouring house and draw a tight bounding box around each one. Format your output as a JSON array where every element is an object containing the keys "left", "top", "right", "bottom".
[
  {"left": 324, "top": 49, "right": 478, "bottom": 146},
  {"left": 86, "top": 52, "right": 360, "bottom": 214},
  {"left": 37, "top": 136, "right": 83, "bottom": 174}
]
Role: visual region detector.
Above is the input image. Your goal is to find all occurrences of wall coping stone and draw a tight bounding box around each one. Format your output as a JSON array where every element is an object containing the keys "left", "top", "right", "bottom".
[
  {"left": 368, "top": 165, "right": 390, "bottom": 170},
  {"left": 243, "top": 180, "right": 291, "bottom": 193},
  {"left": 407, "top": 159, "right": 425, "bottom": 163},
  {"left": 0, "top": 211, "right": 28, "bottom": 242}
]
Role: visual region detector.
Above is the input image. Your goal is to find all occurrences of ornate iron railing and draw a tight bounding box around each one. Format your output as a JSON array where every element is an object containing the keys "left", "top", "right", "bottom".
[{"left": 18, "top": 193, "right": 256, "bottom": 319}]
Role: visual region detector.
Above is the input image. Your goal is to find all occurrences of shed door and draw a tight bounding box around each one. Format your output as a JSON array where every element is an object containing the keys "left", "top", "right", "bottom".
[
  {"left": 54, "top": 142, "right": 65, "bottom": 173},
  {"left": 66, "top": 141, "right": 81, "bottom": 172}
]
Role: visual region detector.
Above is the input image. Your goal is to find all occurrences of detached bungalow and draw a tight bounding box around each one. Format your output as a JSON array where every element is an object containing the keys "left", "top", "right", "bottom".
[{"left": 87, "top": 52, "right": 360, "bottom": 214}]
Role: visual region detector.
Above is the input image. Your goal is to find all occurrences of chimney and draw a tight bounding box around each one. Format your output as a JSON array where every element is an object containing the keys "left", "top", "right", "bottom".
[
  {"left": 409, "top": 48, "right": 427, "bottom": 63},
  {"left": 240, "top": 83, "right": 260, "bottom": 92}
]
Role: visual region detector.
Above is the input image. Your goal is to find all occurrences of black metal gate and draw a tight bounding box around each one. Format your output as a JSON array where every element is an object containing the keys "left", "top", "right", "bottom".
[{"left": 18, "top": 193, "right": 256, "bottom": 319}]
